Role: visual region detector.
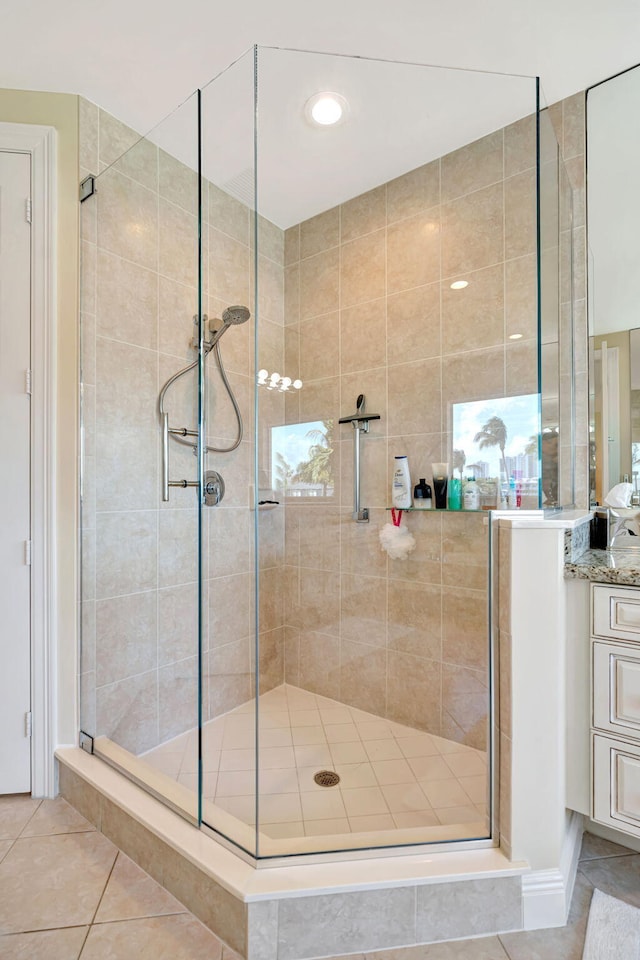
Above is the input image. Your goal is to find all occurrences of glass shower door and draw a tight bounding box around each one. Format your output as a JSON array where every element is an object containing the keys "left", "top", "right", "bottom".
[
  {"left": 79, "top": 92, "right": 205, "bottom": 821},
  {"left": 198, "top": 50, "right": 260, "bottom": 857}
]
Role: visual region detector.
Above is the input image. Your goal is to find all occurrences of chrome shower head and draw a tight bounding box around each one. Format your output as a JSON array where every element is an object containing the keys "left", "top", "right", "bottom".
[
  {"left": 222, "top": 305, "right": 251, "bottom": 326},
  {"left": 205, "top": 305, "right": 251, "bottom": 352}
]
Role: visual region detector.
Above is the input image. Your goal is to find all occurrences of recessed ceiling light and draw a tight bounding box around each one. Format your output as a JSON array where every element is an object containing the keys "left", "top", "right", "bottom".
[
  {"left": 305, "top": 92, "right": 349, "bottom": 127},
  {"left": 509, "top": 333, "right": 523, "bottom": 340},
  {"left": 450, "top": 280, "right": 468, "bottom": 290}
]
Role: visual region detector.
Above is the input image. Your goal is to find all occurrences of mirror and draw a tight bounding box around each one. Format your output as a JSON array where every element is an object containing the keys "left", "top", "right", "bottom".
[{"left": 587, "top": 64, "right": 640, "bottom": 505}]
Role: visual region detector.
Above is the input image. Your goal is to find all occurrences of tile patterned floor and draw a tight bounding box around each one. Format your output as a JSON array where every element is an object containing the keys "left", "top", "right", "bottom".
[
  {"left": 1, "top": 792, "right": 639, "bottom": 959},
  {"left": 143, "top": 684, "right": 489, "bottom": 840},
  {"left": 0, "top": 795, "right": 236, "bottom": 959}
]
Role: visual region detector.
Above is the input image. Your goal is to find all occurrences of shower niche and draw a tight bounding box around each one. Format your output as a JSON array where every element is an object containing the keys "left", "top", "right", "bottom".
[{"left": 79, "top": 47, "right": 569, "bottom": 861}]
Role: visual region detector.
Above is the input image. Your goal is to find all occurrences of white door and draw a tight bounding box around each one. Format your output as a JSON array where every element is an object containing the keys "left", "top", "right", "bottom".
[{"left": 0, "top": 150, "right": 32, "bottom": 794}]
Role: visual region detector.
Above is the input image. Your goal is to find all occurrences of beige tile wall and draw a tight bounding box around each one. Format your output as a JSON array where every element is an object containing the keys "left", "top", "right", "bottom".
[
  {"left": 549, "top": 93, "right": 589, "bottom": 508},
  {"left": 282, "top": 119, "right": 541, "bottom": 750},
  {"left": 79, "top": 99, "right": 286, "bottom": 755}
]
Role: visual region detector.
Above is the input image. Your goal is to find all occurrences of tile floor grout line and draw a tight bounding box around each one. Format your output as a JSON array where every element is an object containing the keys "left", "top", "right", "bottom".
[
  {"left": 497, "top": 933, "right": 515, "bottom": 959},
  {"left": 76, "top": 922, "right": 94, "bottom": 959},
  {"left": 0, "top": 798, "right": 46, "bottom": 873},
  {"left": 0, "top": 921, "right": 90, "bottom": 935},
  {"left": 16, "top": 797, "right": 43, "bottom": 838},
  {"left": 21, "top": 827, "right": 97, "bottom": 839},
  {"left": 87, "top": 847, "right": 121, "bottom": 926},
  {"left": 91, "top": 909, "right": 189, "bottom": 927}
]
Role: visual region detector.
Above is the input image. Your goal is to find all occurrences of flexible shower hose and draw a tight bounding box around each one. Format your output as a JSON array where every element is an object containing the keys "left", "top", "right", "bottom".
[{"left": 158, "top": 340, "right": 244, "bottom": 454}]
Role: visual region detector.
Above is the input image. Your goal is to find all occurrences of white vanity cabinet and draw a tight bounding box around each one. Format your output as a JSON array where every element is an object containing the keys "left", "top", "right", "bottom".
[{"left": 591, "top": 583, "right": 640, "bottom": 837}]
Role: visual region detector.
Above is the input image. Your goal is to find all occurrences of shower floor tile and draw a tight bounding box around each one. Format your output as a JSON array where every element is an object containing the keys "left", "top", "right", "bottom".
[{"left": 142, "top": 683, "right": 489, "bottom": 842}]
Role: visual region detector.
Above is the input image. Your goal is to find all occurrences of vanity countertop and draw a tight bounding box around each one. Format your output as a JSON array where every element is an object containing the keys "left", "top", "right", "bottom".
[{"left": 565, "top": 548, "right": 640, "bottom": 585}]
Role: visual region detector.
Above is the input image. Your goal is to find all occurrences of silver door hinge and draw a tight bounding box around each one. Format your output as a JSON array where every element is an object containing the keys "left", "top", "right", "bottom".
[
  {"left": 24, "top": 540, "right": 32, "bottom": 565},
  {"left": 25, "top": 711, "right": 32, "bottom": 737},
  {"left": 25, "top": 198, "right": 32, "bottom": 223},
  {"left": 25, "top": 369, "right": 32, "bottom": 395}
]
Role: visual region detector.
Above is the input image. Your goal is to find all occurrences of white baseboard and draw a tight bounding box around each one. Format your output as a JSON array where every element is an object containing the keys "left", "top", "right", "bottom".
[{"left": 522, "top": 811, "right": 584, "bottom": 930}]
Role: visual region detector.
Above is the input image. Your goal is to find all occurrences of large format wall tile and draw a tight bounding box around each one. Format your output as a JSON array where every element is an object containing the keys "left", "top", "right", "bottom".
[
  {"left": 96, "top": 512, "right": 157, "bottom": 600},
  {"left": 300, "top": 207, "right": 340, "bottom": 260},
  {"left": 441, "top": 263, "right": 504, "bottom": 355},
  {"left": 386, "top": 283, "right": 441, "bottom": 365},
  {"left": 96, "top": 671, "right": 159, "bottom": 755},
  {"left": 441, "top": 130, "right": 504, "bottom": 203},
  {"left": 95, "top": 592, "right": 157, "bottom": 686},
  {"left": 160, "top": 199, "right": 199, "bottom": 288},
  {"left": 387, "top": 160, "right": 440, "bottom": 223},
  {"left": 387, "top": 581, "right": 442, "bottom": 661},
  {"left": 341, "top": 230, "right": 386, "bottom": 307},
  {"left": 341, "top": 185, "right": 386, "bottom": 243},
  {"left": 300, "top": 248, "right": 340, "bottom": 320},
  {"left": 441, "top": 183, "right": 503, "bottom": 278},
  {"left": 97, "top": 250, "right": 158, "bottom": 350},
  {"left": 387, "top": 210, "right": 440, "bottom": 293},
  {"left": 97, "top": 167, "right": 158, "bottom": 270},
  {"left": 340, "top": 639, "right": 387, "bottom": 715}
]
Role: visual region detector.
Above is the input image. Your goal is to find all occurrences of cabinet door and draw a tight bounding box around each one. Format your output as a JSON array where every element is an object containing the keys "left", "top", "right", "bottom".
[
  {"left": 593, "top": 734, "right": 640, "bottom": 838},
  {"left": 593, "top": 641, "right": 640, "bottom": 740},
  {"left": 593, "top": 585, "right": 640, "bottom": 641}
]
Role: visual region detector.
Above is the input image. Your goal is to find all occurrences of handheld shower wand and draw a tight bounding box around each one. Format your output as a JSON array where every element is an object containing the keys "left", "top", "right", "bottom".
[{"left": 160, "top": 304, "right": 251, "bottom": 454}]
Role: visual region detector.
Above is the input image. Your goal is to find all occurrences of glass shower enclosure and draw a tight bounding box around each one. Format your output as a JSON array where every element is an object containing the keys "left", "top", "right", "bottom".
[{"left": 79, "top": 47, "right": 562, "bottom": 860}]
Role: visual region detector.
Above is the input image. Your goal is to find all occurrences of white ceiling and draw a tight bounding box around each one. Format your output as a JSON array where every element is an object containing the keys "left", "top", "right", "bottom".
[{"left": 3, "top": 0, "right": 640, "bottom": 225}]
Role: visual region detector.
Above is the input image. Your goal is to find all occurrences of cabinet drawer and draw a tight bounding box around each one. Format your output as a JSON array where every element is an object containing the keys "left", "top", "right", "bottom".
[
  {"left": 593, "top": 734, "right": 640, "bottom": 838},
  {"left": 592, "top": 585, "right": 640, "bottom": 641},
  {"left": 593, "top": 641, "right": 640, "bottom": 739}
]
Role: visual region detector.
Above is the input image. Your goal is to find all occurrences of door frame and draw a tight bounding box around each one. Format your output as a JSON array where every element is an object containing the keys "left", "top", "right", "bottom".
[{"left": 0, "top": 122, "right": 57, "bottom": 797}]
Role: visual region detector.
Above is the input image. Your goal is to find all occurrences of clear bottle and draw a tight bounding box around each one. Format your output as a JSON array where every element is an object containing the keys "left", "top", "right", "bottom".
[
  {"left": 392, "top": 456, "right": 412, "bottom": 509},
  {"left": 463, "top": 476, "right": 479, "bottom": 510}
]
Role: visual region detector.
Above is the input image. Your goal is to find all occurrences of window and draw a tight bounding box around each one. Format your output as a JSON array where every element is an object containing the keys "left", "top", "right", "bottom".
[
  {"left": 270, "top": 419, "right": 335, "bottom": 499},
  {"left": 451, "top": 394, "right": 540, "bottom": 507}
]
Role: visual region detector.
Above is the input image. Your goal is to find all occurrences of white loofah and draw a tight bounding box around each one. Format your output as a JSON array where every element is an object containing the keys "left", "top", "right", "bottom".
[{"left": 379, "top": 520, "right": 416, "bottom": 560}]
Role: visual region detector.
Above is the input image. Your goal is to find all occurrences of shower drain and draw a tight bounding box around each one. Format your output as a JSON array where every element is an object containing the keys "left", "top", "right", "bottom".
[{"left": 314, "top": 770, "right": 340, "bottom": 788}]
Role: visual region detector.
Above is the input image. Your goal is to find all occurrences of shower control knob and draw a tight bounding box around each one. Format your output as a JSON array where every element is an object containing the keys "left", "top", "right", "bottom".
[{"left": 204, "top": 470, "right": 225, "bottom": 506}]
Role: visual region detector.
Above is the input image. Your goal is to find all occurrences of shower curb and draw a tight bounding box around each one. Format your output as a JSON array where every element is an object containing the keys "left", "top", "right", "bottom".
[{"left": 57, "top": 747, "right": 529, "bottom": 959}]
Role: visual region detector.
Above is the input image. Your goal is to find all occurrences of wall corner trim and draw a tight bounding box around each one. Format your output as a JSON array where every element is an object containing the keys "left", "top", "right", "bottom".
[{"left": 0, "top": 120, "right": 58, "bottom": 798}]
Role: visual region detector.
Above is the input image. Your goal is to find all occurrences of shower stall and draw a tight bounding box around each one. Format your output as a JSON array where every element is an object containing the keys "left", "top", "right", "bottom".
[{"left": 78, "top": 46, "right": 572, "bottom": 862}]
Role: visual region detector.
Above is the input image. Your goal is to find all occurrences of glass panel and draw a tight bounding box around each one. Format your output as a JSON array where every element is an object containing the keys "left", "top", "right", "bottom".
[
  {"left": 538, "top": 104, "right": 576, "bottom": 507},
  {"left": 79, "top": 92, "right": 202, "bottom": 822},
  {"left": 248, "top": 45, "right": 538, "bottom": 857},
  {"left": 199, "top": 48, "right": 259, "bottom": 857}
]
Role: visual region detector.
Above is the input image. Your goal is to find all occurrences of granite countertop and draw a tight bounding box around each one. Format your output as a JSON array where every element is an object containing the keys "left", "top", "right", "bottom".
[{"left": 565, "top": 548, "right": 640, "bottom": 585}]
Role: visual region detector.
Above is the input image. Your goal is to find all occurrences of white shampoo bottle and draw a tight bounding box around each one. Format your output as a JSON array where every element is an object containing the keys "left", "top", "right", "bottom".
[{"left": 392, "top": 456, "right": 412, "bottom": 509}]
